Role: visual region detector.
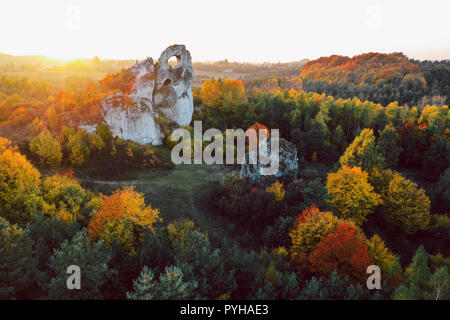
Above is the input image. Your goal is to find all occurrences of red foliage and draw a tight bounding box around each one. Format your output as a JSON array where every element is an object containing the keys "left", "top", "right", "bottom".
[
  {"left": 308, "top": 223, "right": 374, "bottom": 283},
  {"left": 293, "top": 205, "right": 320, "bottom": 227},
  {"left": 88, "top": 190, "right": 125, "bottom": 240},
  {"left": 59, "top": 167, "right": 75, "bottom": 179},
  {"left": 100, "top": 73, "right": 114, "bottom": 86},
  {"left": 418, "top": 122, "right": 428, "bottom": 130},
  {"left": 56, "top": 91, "right": 70, "bottom": 103},
  {"left": 249, "top": 122, "right": 270, "bottom": 138}
]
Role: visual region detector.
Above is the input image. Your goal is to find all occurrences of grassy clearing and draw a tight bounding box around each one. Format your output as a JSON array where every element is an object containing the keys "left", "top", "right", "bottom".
[{"left": 81, "top": 164, "right": 240, "bottom": 245}]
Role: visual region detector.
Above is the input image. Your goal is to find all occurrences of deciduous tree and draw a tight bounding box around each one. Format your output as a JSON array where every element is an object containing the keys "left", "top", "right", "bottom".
[
  {"left": 88, "top": 186, "right": 161, "bottom": 254},
  {"left": 327, "top": 166, "right": 381, "bottom": 225},
  {"left": 289, "top": 205, "right": 338, "bottom": 257},
  {"left": 384, "top": 174, "right": 431, "bottom": 233},
  {"left": 308, "top": 223, "right": 374, "bottom": 283},
  {"left": 0, "top": 139, "right": 42, "bottom": 225},
  {"left": 376, "top": 126, "right": 402, "bottom": 168},
  {"left": 339, "top": 129, "right": 384, "bottom": 170}
]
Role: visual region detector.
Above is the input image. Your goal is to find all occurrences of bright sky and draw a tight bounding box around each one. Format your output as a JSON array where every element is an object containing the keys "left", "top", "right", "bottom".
[{"left": 1, "top": 0, "right": 449, "bottom": 62}]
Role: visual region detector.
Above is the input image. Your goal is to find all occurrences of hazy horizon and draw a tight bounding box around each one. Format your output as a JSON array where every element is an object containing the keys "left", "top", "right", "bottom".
[{"left": 1, "top": 48, "right": 449, "bottom": 65}]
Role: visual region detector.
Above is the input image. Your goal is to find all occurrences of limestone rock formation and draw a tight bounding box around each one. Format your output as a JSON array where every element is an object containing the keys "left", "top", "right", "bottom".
[
  {"left": 80, "top": 45, "right": 194, "bottom": 145},
  {"left": 154, "top": 45, "right": 194, "bottom": 126},
  {"left": 241, "top": 138, "right": 298, "bottom": 185}
]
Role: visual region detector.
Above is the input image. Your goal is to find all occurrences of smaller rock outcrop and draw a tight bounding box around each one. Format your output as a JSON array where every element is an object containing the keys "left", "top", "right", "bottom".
[{"left": 241, "top": 138, "right": 298, "bottom": 185}]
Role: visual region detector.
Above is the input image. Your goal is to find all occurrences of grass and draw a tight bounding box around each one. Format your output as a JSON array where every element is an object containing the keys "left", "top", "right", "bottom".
[
  {"left": 81, "top": 164, "right": 241, "bottom": 245},
  {"left": 78, "top": 159, "right": 336, "bottom": 247}
]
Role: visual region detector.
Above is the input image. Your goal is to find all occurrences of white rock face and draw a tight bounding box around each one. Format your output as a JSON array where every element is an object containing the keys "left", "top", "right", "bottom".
[
  {"left": 241, "top": 138, "right": 298, "bottom": 185},
  {"left": 154, "top": 45, "right": 194, "bottom": 126},
  {"left": 102, "top": 94, "right": 162, "bottom": 145},
  {"left": 80, "top": 45, "right": 194, "bottom": 145}
]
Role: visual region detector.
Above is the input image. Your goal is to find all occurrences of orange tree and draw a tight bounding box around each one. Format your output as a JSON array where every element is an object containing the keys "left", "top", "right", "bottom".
[
  {"left": 308, "top": 222, "right": 374, "bottom": 283},
  {"left": 88, "top": 186, "right": 161, "bottom": 254}
]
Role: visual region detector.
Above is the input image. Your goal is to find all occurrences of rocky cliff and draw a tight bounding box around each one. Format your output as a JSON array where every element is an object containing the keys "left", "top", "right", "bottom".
[{"left": 80, "top": 45, "right": 194, "bottom": 145}]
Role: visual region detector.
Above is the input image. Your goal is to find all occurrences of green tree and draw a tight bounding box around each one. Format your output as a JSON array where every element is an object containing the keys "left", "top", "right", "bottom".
[
  {"left": 332, "top": 125, "right": 346, "bottom": 154},
  {"left": 423, "top": 139, "right": 449, "bottom": 176},
  {"left": 431, "top": 168, "right": 450, "bottom": 213},
  {"left": 169, "top": 221, "right": 236, "bottom": 299},
  {"left": 95, "top": 124, "right": 113, "bottom": 145},
  {"left": 127, "top": 265, "right": 198, "bottom": 300},
  {"left": 429, "top": 267, "right": 450, "bottom": 300},
  {"left": 394, "top": 247, "right": 449, "bottom": 300},
  {"left": 300, "top": 271, "right": 372, "bottom": 300},
  {"left": 302, "top": 178, "right": 333, "bottom": 211},
  {"left": 385, "top": 102, "right": 401, "bottom": 126},
  {"left": 376, "top": 126, "right": 402, "bottom": 168},
  {"left": 0, "top": 217, "right": 37, "bottom": 299},
  {"left": 46, "top": 230, "right": 114, "bottom": 299}
]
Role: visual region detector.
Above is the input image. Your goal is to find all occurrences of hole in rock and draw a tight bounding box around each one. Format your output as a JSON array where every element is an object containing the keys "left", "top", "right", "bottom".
[{"left": 168, "top": 55, "right": 181, "bottom": 69}]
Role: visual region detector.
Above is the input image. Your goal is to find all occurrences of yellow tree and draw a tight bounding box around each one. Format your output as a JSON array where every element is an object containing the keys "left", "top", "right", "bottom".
[
  {"left": 63, "top": 127, "right": 90, "bottom": 167},
  {"left": 339, "top": 128, "right": 384, "bottom": 170},
  {"left": 222, "top": 79, "right": 247, "bottom": 106},
  {"left": 266, "top": 181, "right": 285, "bottom": 202},
  {"left": 366, "top": 234, "right": 396, "bottom": 274},
  {"left": 200, "top": 79, "right": 223, "bottom": 107},
  {"left": 41, "top": 174, "right": 89, "bottom": 223},
  {"left": 29, "top": 129, "right": 62, "bottom": 168},
  {"left": 0, "top": 138, "right": 42, "bottom": 225},
  {"left": 384, "top": 174, "right": 431, "bottom": 234},
  {"left": 289, "top": 205, "right": 338, "bottom": 257},
  {"left": 327, "top": 165, "right": 381, "bottom": 225}
]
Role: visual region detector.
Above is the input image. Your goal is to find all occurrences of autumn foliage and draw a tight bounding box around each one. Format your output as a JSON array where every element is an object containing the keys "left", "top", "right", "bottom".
[
  {"left": 200, "top": 78, "right": 247, "bottom": 107},
  {"left": 301, "top": 52, "right": 423, "bottom": 86},
  {"left": 88, "top": 186, "right": 161, "bottom": 254},
  {"left": 308, "top": 223, "right": 374, "bottom": 283},
  {"left": 265, "top": 180, "right": 285, "bottom": 202},
  {"left": 289, "top": 205, "right": 337, "bottom": 257},
  {"left": 327, "top": 165, "right": 381, "bottom": 225}
]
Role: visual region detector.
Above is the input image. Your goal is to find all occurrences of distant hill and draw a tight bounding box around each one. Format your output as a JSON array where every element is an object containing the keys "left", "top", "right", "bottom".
[
  {"left": 0, "top": 52, "right": 310, "bottom": 88},
  {"left": 301, "top": 52, "right": 421, "bottom": 85},
  {"left": 300, "top": 52, "right": 450, "bottom": 106},
  {"left": 0, "top": 53, "right": 57, "bottom": 68}
]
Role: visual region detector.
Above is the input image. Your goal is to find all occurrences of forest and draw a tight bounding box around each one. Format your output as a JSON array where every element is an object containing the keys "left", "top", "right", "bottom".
[
  {"left": 299, "top": 52, "right": 450, "bottom": 107},
  {"left": 0, "top": 51, "right": 449, "bottom": 300}
]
